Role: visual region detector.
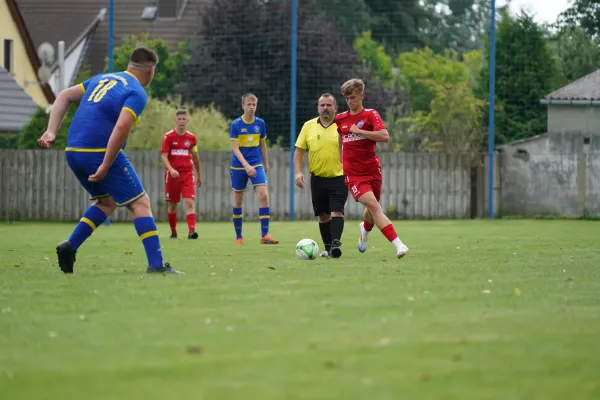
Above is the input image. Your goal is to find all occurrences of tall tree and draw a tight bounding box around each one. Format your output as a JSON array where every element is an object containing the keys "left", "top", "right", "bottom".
[
  {"left": 180, "top": 0, "right": 393, "bottom": 146},
  {"left": 421, "top": 0, "right": 492, "bottom": 53},
  {"left": 306, "top": 0, "right": 433, "bottom": 54},
  {"left": 551, "top": 26, "right": 600, "bottom": 88},
  {"left": 478, "top": 10, "right": 556, "bottom": 143},
  {"left": 557, "top": 0, "right": 600, "bottom": 39},
  {"left": 110, "top": 33, "right": 190, "bottom": 99}
]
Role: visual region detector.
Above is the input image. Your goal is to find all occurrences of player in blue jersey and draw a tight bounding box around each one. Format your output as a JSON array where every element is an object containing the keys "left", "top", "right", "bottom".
[
  {"left": 229, "top": 93, "right": 279, "bottom": 245},
  {"left": 37, "top": 46, "right": 183, "bottom": 274}
]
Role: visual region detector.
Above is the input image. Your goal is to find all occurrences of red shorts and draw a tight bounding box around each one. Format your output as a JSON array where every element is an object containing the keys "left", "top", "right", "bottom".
[
  {"left": 345, "top": 176, "right": 382, "bottom": 202},
  {"left": 165, "top": 170, "right": 195, "bottom": 202}
]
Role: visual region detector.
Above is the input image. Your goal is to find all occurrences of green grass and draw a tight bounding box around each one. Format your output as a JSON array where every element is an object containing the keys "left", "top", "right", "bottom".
[{"left": 1, "top": 219, "right": 599, "bottom": 399}]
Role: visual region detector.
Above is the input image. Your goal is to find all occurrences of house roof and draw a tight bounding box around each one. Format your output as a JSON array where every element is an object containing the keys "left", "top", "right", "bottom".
[
  {"left": 0, "top": 67, "right": 39, "bottom": 132},
  {"left": 49, "top": 8, "right": 106, "bottom": 88},
  {"left": 17, "top": 0, "right": 203, "bottom": 74},
  {"left": 542, "top": 69, "right": 600, "bottom": 102},
  {"left": 6, "top": 0, "right": 55, "bottom": 104}
]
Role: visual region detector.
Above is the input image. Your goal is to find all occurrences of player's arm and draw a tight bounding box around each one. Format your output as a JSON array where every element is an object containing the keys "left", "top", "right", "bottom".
[
  {"left": 97, "top": 91, "right": 145, "bottom": 172},
  {"left": 229, "top": 122, "right": 252, "bottom": 169},
  {"left": 259, "top": 120, "right": 269, "bottom": 172},
  {"left": 160, "top": 135, "right": 177, "bottom": 174},
  {"left": 102, "top": 110, "right": 136, "bottom": 168},
  {"left": 259, "top": 138, "right": 269, "bottom": 172},
  {"left": 191, "top": 145, "right": 202, "bottom": 186},
  {"left": 352, "top": 110, "right": 389, "bottom": 142},
  {"left": 38, "top": 84, "right": 86, "bottom": 148},
  {"left": 357, "top": 128, "right": 389, "bottom": 142},
  {"left": 294, "top": 123, "right": 308, "bottom": 175},
  {"left": 337, "top": 125, "right": 343, "bottom": 162}
]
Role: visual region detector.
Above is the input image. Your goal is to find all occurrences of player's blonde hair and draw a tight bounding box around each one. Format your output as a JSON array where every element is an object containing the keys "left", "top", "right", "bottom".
[
  {"left": 175, "top": 109, "right": 188, "bottom": 116},
  {"left": 340, "top": 78, "right": 365, "bottom": 97},
  {"left": 241, "top": 93, "right": 258, "bottom": 104}
]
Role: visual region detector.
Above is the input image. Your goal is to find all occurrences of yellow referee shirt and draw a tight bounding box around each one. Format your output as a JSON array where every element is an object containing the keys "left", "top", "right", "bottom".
[{"left": 295, "top": 117, "right": 343, "bottom": 178}]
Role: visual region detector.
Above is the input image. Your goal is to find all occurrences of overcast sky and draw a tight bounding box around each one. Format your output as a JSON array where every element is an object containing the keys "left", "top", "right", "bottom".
[{"left": 499, "top": 0, "right": 571, "bottom": 24}]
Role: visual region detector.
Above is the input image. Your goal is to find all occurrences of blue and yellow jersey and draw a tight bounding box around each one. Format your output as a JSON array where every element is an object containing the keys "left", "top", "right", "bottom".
[
  {"left": 229, "top": 116, "right": 267, "bottom": 169},
  {"left": 66, "top": 71, "right": 147, "bottom": 151}
]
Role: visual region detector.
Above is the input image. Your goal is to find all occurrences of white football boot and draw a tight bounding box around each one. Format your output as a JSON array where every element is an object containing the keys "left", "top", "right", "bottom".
[{"left": 357, "top": 222, "right": 369, "bottom": 253}]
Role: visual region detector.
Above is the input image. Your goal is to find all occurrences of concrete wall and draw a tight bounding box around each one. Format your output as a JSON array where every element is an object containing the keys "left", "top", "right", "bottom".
[
  {"left": 547, "top": 105, "right": 600, "bottom": 135},
  {"left": 498, "top": 132, "right": 600, "bottom": 217}
]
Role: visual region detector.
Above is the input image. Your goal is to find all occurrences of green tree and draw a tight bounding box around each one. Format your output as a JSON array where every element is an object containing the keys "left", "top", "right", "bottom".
[
  {"left": 127, "top": 96, "right": 231, "bottom": 151},
  {"left": 354, "top": 31, "right": 394, "bottom": 85},
  {"left": 109, "top": 33, "right": 190, "bottom": 99},
  {"left": 399, "top": 80, "right": 485, "bottom": 158},
  {"left": 551, "top": 26, "right": 600, "bottom": 88},
  {"left": 479, "top": 10, "right": 556, "bottom": 143},
  {"left": 397, "top": 47, "right": 482, "bottom": 114},
  {"left": 557, "top": 0, "right": 600, "bottom": 39},
  {"left": 394, "top": 48, "right": 484, "bottom": 154},
  {"left": 421, "top": 0, "right": 491, "bottom": 53},
  {"left": 181, "top": 0, "right": 393, "bottom": 146},
  {"left": 306, "top": 0, "right": 433, "bottom": 54}
]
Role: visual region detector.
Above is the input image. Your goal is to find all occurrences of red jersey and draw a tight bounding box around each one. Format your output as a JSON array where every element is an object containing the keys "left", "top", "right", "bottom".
[
  {"left": 335, "top": 108, "right": 386, "bottom": 178},
  {"left": 160, "top": 130, "right": 197, "bottom": 173}
]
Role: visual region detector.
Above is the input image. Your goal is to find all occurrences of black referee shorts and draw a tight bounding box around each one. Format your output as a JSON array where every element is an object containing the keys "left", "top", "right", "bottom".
[{"left": 310, "top": 175, "right": 348, "bottom": 216}]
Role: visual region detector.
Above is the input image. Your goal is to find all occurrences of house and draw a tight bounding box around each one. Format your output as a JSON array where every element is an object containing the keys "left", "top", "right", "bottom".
[
  {"left": 16, "top": 0, "right": 203, "bottom": 88},
  {"left": 496, "top": 69, "right": 600, "bottom": 218},
  {"left": 0, "top": 0, "right": 55, "bottom": 108},
  {"left": 0, "top": 66, "right": 38, "bottom": 134}
]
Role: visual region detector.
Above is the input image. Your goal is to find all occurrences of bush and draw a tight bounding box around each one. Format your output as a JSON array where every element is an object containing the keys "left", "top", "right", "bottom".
[
  {"left": 0, "top": 134, "right": 18, "bottom": 149},
  {"left": 127, "top": 95, "right": 232, "bottom": 150}
]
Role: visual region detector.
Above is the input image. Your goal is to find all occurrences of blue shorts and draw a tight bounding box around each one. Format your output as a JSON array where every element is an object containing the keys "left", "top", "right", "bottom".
[
  {"left": 66, "top": 151, "right": 146, "bottom": 207},
  {"left": 230, "top": 166, "right": 267, "bottom": 192}
]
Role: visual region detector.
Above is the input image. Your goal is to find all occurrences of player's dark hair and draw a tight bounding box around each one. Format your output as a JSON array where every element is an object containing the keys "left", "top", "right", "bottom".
[
  {"left": 340, "top": 78, "right": 365, "bottom": 97},
  {"left": 241, "top": 93, "right": 258, "bottom": 103},
  {"left": 175, "top": 109, "right": 188, "bottom": 116},
  {"left": 319, "top": 93, "right": 337, "bottom": 106},
  {"left": 129, "top": 46, "right": 159, "bottom": 67}
]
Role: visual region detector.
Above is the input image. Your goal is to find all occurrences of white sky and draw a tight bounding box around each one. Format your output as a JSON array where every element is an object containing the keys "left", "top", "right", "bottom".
[{"left": 499, "top": 0, "right": 572, "bottom": 24}]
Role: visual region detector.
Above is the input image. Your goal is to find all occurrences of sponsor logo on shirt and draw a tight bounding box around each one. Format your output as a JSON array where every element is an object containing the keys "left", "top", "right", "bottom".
[
  {"left": 343, "top": 133, "right": 365, "bottom": 143},
  {"left": 171, "top": 149, "right": 190, "bottom": 156}
]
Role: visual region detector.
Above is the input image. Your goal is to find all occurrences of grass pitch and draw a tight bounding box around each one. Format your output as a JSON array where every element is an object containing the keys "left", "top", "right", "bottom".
[{"left": 0, "top": 219, "right": 599, "bottom": 399}]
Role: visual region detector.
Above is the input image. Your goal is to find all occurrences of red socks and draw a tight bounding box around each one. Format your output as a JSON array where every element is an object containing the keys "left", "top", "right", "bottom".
[
  {"left": 363, "top": 220, "right": 375, "bottom": 232},
  {"left": 186, "top": 213, "right": 196, "bottom": 233},
  {"left": 381, "top": 224, "right": 398, "bottom": 243},
  {"left": 168, "top": 212, "right": 177, "bottom": 235}
]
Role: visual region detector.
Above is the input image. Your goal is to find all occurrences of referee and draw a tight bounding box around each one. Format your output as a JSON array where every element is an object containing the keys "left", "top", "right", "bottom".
[{"left": 294, "top": 93, "right": 348, "bottom": 258}]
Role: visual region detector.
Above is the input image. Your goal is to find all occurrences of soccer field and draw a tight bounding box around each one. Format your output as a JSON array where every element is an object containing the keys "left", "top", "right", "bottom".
[{"left": 0, "top": 219, "right": 599, "bottom": 399}]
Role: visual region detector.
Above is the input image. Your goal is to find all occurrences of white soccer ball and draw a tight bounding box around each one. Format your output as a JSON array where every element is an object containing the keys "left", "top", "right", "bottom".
[{"left": 296, "top": 238, "right": 319, "bottom": 260}]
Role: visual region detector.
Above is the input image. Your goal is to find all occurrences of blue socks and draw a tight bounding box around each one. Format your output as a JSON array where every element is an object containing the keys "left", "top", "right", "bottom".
[
  {"left": 232, "top": 207, "right": 270, "bottom": 238},
  {"left": 233, "top": 207, "right": 243, "bottom": 239},
  {"left": 259, "top": 207, "right": 270, "bottom": 237},
  {"left": 134, "top": 216, "right": 163, "bottom": 268},
  {"left": 69, "top": 206, "right": 107, "bottom": 251}
]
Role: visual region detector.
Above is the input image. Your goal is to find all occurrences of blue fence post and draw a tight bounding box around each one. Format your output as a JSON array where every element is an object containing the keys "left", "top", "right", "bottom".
[
  {"left": 289, "top": 0, "right": 298, "bottom": 221},
  {"left": 487, "top": 0, "right": 497, "bottom": 219}
]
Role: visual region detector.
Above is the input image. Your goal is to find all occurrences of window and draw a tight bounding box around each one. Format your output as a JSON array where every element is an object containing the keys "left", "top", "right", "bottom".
[{"left": 3, "top": 39, "right": 13, "bottom": 73}]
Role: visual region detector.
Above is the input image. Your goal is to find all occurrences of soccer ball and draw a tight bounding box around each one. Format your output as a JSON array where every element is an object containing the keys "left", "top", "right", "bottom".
[{"left": 296, "top": 238, "right": 319, "bottom": 260}]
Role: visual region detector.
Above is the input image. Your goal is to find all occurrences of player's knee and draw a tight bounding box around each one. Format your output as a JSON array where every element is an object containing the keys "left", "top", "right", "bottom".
[
  {"left": 167, "top": 202, "right": 177, "bottom": 213},
  {"left": 183, "top": 198, "right": 194, "bottom": 211},
  {"left": 256, "top": 186, "right": 269, "bottom": 202},
  {"left": 128, "top": 194, "right": 152, "bottom": 216},
  {"left": 95, "top": 197, "right": 117, "bottom": 213},
  {"left": 318, "top": 213, "right": 331, "bottom": 223},
  {"left": 232, "top": 191, "right": 244, "bottom": 207},
  {"left": 331, "top": 211, "right": 344, "bottom": 218}
]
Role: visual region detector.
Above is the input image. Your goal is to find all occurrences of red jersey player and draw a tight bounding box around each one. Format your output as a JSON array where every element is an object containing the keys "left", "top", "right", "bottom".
[
  {"left": 335, "top": 78, "right": 409, "bottom": 259},
  {"left": 160, "top": 109, "right": 202, "bottom": 239}
]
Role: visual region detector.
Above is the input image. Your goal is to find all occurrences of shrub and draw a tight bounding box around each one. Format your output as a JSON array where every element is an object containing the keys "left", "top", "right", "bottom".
[{"left": 127, "top": 96, "right": 231, "bottom": 150}]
